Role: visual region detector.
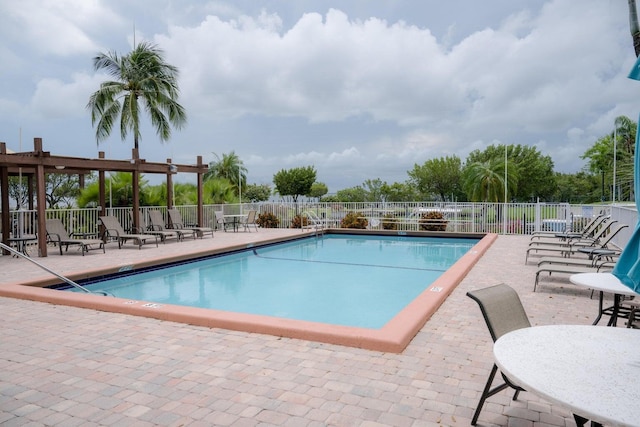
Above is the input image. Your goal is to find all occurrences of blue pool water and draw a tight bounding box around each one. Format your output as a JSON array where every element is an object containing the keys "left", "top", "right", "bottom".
[{"left": 71, "top": 234, "right": 477, "bottom": 329}]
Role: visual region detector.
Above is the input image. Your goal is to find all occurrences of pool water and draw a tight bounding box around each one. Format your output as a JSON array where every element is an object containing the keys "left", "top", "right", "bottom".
[{"left": 73, "top": 234, "right": 477, "bottom": 329}]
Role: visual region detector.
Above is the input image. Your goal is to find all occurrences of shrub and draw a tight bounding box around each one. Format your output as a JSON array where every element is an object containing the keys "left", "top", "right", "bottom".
[
  {"left": 381, "top": 213, "right": 398, "bottom": 230},
  {"left": 340, "top": 212, "right": 368, "bottom": 229},
  {"left": 256, "top": 212, "right": 280, "bottom": 228},
  {"left": 419, "top": 211, "right": 448, "bottom": 231},
  {"left": 291, "top": 214, "right": 309, "bottom": 229}
]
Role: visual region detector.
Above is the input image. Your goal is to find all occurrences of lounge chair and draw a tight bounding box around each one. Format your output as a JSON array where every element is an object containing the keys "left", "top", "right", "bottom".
[
  {"left": 99, "top": 215, "right": 158, "bottom": 249},
  {"left": 525, "top": 222, "right": 627, "bottom": 263},
  {"left": 466, "top": 284, "right": 530, "bottom": 425},
  {"left": 167, "top": 208, "right": 214, "bottom": 238},
  {"left": 534, "top": 262, "right": 614, "bottom": 292},
  {"left": 527, "top": 218, "right": 614, "bottom": 249},
  {"left": 148, "top": 210, "right": 196, "bottom": 241},
  {"left": 130, "top": 210, "right": 179, "bottom": 244},
  {"left": 45, "top": 218, "right": 105, "bottom": 256},
  {"left": 529, "top": 214, "right": 608, "bottom": 242},
  {"left": 240, "top": 210, "right": 258, "bottom": 232}
]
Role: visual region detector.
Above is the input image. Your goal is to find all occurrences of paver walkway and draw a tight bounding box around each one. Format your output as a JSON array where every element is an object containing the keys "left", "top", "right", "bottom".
[{"left": 0, "top": 233, "right": 615, "bottom": 426}]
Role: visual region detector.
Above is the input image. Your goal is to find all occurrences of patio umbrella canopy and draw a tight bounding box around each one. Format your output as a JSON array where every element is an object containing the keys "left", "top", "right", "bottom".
[{"left": 612, "top": 57, "right": 640, "bottom": 292}]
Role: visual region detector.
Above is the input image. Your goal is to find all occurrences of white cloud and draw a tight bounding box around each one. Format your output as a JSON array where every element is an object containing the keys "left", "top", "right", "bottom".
[
  {"left": 1, "top": 0, "right": 121, "bottom": 56},
  {"left": 30, "top": 73, "right": 101, "bottom": 119},
  {"left": 0, "top": 0, "right": 636, "bottom": 192}
]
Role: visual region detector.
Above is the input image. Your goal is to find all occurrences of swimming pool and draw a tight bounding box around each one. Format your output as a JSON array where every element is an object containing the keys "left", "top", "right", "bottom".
[
  {"left": 1, "top": 230, "right": 496, "bottom": 352},
  {"left": 69, "top": 235, "right": 477, "bottom": 329}
]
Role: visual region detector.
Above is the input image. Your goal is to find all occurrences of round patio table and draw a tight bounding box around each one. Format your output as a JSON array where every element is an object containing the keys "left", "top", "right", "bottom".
[{"left": 494, "top": 325, "right": 640, "bottom": 427}]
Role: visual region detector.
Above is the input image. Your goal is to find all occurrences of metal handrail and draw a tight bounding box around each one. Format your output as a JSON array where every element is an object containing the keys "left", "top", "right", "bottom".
[{"left": 0, "top": 242, "right": 109, "bottom": 296}]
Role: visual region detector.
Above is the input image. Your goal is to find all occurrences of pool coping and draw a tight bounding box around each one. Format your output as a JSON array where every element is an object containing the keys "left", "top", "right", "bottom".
[{"left": 0, "top": 231, "right": 497, "bottom": 353}]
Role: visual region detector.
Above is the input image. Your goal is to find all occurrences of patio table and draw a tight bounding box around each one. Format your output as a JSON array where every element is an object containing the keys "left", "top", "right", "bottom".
[
  {"left": 494, "top": 324, "right": 640, "bottom": 427},
  {"left": 570, "top": 272, "right": 640, "bottom": 326},
  {"left": 223, "top": 214, "right": 247, "bottom": 232},
  {"left": 8, "top": 234, "right": 37, "bottom": 256}
]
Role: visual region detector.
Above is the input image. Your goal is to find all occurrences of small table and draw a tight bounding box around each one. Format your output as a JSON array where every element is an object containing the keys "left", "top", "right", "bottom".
[
  {"left": 494, "top": 325, "right": 640, "bottom": 427},
  {"left": 223, "top": 214, "right": 247, "bottom": 232},
  {"left": 8, "top": 234, "right": 37, "bottom": 256},
  {"left": 570, "top": 272, "right": 640, "bottom": 326}
]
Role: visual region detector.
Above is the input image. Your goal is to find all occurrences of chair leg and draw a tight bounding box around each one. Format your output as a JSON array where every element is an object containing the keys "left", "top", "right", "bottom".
[{"left": 471, "top": 364, "right": 510, "bottom": 425}]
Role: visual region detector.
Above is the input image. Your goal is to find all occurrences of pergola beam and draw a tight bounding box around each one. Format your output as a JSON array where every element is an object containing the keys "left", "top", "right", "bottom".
[{"left": 0, "top": 138, "right": 209, "bottom": 257}]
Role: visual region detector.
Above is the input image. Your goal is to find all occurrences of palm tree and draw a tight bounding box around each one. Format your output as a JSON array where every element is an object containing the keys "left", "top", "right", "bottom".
[
  {"left": 204, "top": 152, "right": 248, "bottom": 193},
  {"left": 87, "top": 41, "right": 187, "bottom": 153},
  {"left": 463, "top": 159, "right": 518, "bottom": 202}
]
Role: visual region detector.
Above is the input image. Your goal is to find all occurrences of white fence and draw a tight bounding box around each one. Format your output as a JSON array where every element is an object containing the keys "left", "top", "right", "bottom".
[{"left": 1, "top": 201, "right": 635, "bottom": 249}]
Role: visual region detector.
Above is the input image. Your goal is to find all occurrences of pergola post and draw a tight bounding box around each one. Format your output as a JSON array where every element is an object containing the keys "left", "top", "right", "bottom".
[
  {"left": 0, "top": 142, "right": 10, "bottom": 255},
  {"left": 197, "top": 155, "right": 204, "bottom": 227},
  {"left": 98, "top": 152, "right": 106, "bottom": 239},
  {"left": 167, "top": 158, "right": 174, "bottom": 210},
  {"left": 34, "top": 138, "right": 47, "bottom": 257},
  {"left": 132, "top": 148, "right": 140, "bottom": 232}
]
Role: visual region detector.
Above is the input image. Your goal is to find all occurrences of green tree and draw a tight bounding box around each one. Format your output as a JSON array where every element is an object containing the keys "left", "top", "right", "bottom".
[
  {"left": 334, "top": 186, "right": 368, "bottom": 202},
  {"left": 380, "top": 182, "right": 418, "bottom": 202},
  {"left": 78, "top": 172, "right": 154, "bottom": 207},
  {"left": 8, "top": 176, "right": 28, "bottom": 208},
  {"left": 466, "top": 144, "right": 554, "bottom": 201},
  {"left": 244, "top": 183, "right": 272, "bottom": 202},
  {"left": 272, "top": 166, "right": 317, "bottom": 204},
  {"left": 203, "top": 178, "right": 237, "bottom": 204},
  {"left": 46, "top": 174, "right": 82, "bottom": 208},
  {"left": 87, "top": 41, "right": 186, "bottom": 153},
  {"left": 204, "top": 151, "right": 247, "bottom": 193},
  {"left": 462, "top": 158, "right": 518, "bottom": 202},
  {"left": 408, "top": 155, "right": 463, "bottom": 201},
  {"left": 307, "top": 182, "right": 328, "bottom": 201},
  {"left": 553, "top": 172, "right": 601, "bottom": 203}
]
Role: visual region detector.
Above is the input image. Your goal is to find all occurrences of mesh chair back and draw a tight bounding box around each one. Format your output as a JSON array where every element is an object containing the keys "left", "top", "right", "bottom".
[
  {"left": 45, "top": 218, "right": 71, "bottom": 240},
  {"left": 467, "top": 284, "right": 531, "bottom": 342}
]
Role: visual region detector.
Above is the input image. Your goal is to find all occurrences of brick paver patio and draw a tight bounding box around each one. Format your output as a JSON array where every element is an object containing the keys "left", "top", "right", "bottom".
[{"left": 0, "top": 232, "right": 614, "bottom": 426}]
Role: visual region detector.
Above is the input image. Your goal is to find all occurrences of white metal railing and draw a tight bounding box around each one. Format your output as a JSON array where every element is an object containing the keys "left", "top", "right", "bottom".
[{"left": 0, "top": 202, "right": 635, "bottom": 249}]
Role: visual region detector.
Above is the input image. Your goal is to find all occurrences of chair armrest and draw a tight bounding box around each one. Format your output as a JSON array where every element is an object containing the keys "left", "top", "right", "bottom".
[{"left": 47, "top": 232, "right": 62, "bottom": 243}]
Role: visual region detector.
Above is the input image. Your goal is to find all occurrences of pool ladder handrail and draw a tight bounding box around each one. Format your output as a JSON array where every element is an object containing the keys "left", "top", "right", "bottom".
[
  {"left": 0, "top": 242, "right": 110, "bottom": 296},
  {"left": 300, "top": 211, "right": 325, "bottom": 237}
]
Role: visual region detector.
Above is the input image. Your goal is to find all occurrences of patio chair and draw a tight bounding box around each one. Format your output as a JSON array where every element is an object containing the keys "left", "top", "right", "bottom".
[
  {"left": 214, "top": 211, "right": 226, "bottom": 231},
  {"left": 167, "top": 208, "right": 214, "bottom": 238},
  {"left": 148, "top": 210, "right": 196, "bottom": 241},
  {"left": 525, "top": 222, "right": 627, "bottom": 263},
  {"left": 240, "top": 210, "right": 258, "bottom": 232},
  {"left": 45, "top": 218, "right": 105, "bottom": 256},
  {"left": 99, "top": 215, "right": 158, "bottom": 249},
  {"left": 466, "top": 284, "right": 530, "bottom": 425},
  {"left": 130, "top": 210, "right": 179, "bottom": 244}
]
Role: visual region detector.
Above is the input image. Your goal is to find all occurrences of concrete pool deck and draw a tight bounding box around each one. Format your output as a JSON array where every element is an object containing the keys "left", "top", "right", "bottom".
[{"left": 0, "top": 231, "right": 614, "bottom": 426}]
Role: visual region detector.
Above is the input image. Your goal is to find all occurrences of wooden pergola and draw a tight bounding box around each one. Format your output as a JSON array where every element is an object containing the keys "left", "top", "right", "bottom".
[{"left": 0, "top": 138, "right": 208, "bottom": 257}]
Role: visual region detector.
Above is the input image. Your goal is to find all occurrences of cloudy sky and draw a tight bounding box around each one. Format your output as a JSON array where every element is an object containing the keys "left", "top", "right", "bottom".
[{"left": 0, "top": 0, "right": 638, "bottom": 192}]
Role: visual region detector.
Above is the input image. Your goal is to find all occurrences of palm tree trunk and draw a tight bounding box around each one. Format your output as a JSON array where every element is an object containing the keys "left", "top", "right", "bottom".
[{"left": 629, "top": 0, "right": 640, "bottom": 57}]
